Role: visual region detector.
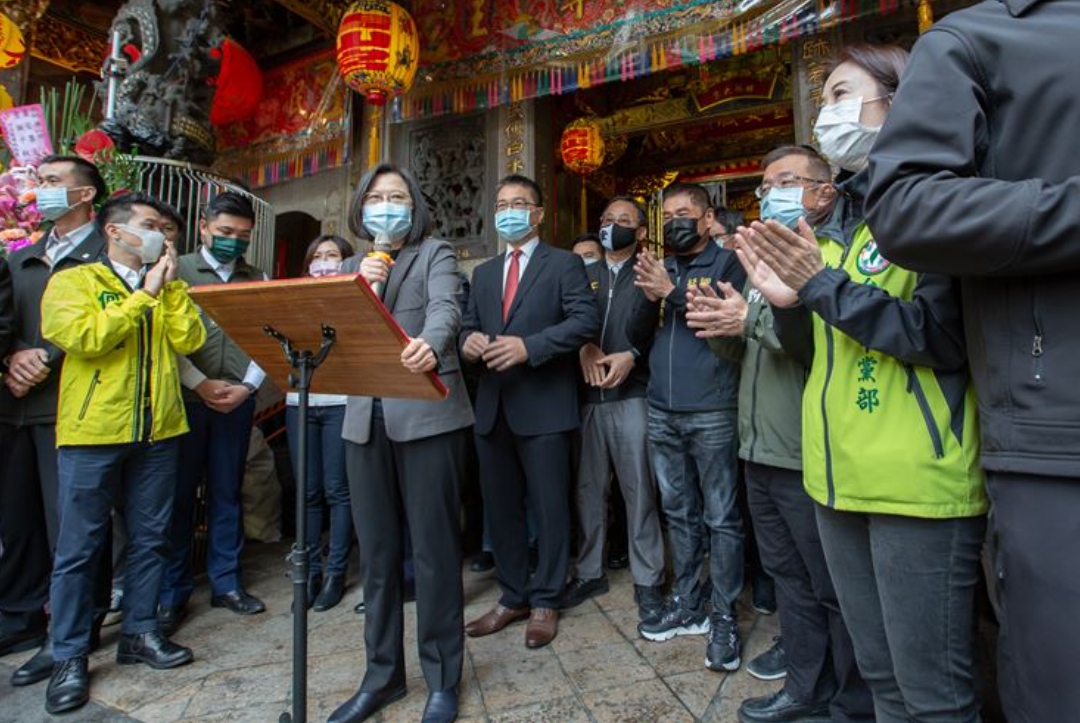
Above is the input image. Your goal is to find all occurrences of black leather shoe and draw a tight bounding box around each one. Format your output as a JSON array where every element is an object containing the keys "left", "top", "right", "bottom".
[
  {"left": 11, "top": 639, "right": 53, "bottom": 687},
  {"left": 45, "top": 656, "right": 90, "bottom": 715},
  {"left": 211, "top": 590, "right": 266, "bottom": 615},
  {"left": 327, "top": 686, "right": 407, "bottom": 723},
  {"left": 116, "top": 631, "right": 194, "bottom": 669},
  {"left": 737, "top": 689, "right": 831, "bottom": 723},
  {"left": 313, "top": 574, "right": 346, "bottom": 612},
  {"left": 353, "top": 600, "right": 366, "bottom": 614},
  {"left": 157, "top": 604, "right": 188, "bottom": 637},
  {"left": 469, "top": 551, "right": 494, "bottom": 572},
  {"left": 421, "top": 689, "right": 459, "bottom": 723},
  {"left": 306, "top": 574, "right": 323, "bottom": 610}
]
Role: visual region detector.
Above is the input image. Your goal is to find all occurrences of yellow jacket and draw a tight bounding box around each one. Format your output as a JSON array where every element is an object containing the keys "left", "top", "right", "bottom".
[{"left": 41, "top": 263, "right": 206, "bottom": 446}]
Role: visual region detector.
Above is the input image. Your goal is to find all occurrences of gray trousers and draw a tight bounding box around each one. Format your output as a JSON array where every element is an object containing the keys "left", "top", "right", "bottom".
[{"left": 575, "top": 398, "right": 664, "bottom": 586}]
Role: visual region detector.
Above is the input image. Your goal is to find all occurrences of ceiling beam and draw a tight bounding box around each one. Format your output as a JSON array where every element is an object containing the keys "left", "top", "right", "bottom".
[{"left": 269, "top": 0, "right": 351, "bottom": 35}]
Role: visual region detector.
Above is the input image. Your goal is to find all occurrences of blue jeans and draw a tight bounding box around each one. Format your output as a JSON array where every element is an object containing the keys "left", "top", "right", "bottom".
[
  {"left": 51, "top": 439, "right": 179, "bottom": 660},
  {"left": 648, "top": 407, "right": 743, "bottom": 613},
  {"left": 816, "top": 505, "right": 985, "bottom": 723},
  {"left": 286, "top": 404, "right": 352, "bottom": 577}
]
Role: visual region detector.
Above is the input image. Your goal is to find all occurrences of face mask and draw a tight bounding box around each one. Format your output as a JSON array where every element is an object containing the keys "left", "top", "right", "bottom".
[
  {"left": 36, "top": 187, "right": 76, "bottom": 222},
  {"left": 309, "top": 259, "right": 342, "bottom": 277},
  {"left": 760, "top": 186, "right": 806, "bottom": 230},
  {"left": 814, "top": 96, "right": 883, "bottom": 172},
  {"left": 582, "top": 257, "right": 600, "bottom": 267},
  {"left": 495, "top": 208, "right": 534, "bottom": 244},
  {"left": 208, "top": 235, "right": 249, "bottom": 263},
  {"left": 115, "top": 224, "right": 166, "bottom": 264},
  {"left": 663, "top": 217, "right": 703, "bottom": 254},
  {"left": 362, "top": 202, "right": 413, "bottom": 241},
  {"left": 599, "top": 223, "right": 638, "bottom": 252}
]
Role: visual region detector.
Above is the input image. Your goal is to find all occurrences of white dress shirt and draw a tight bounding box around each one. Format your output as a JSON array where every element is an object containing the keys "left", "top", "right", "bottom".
[
  {"left": 109, "top": 258, "right": 143, "bottom": 291},
  {"left": 46, "top": 221, "right": 96, "bottom": 265},
  {"left": 502, "top": 236, "right": 540, "bottom": 294}
]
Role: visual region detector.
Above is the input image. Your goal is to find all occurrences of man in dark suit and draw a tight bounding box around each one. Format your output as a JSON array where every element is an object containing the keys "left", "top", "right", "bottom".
[
  {"left": 0, "top": 156, "right": 113, "bottom": 686},
  {"left": 461, "top": 174, "right": 600, "bottom": 649}
]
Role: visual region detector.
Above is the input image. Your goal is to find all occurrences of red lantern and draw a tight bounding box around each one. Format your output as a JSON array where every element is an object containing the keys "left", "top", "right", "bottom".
[
  {"left": 209, "top": 39, "right": 263, "bottom": 127},
  {"left": 336, "top": 1, "right": 419, "bottom": 106},
  {"left": 560, "top": 118, "right": 605, "bottom": 176}
]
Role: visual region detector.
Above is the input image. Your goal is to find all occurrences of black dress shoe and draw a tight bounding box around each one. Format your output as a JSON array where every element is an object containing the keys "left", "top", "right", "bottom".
[
  {"left": 307, "top": 574, "right": 323, "bottom": 610},
  {"left": 606, "top": 550, "right": 630, "bottom": 570},
  {"left": 327, "top": 686, "right": 407, "bottom": 723},
  {"left": 11, "top": 639, "right": 53, "bottom": 687},
  {"left": 116, "top": 631, "right": 194, "bottom": 669},
  {"left": 469, "top": 551, "right": 494, "bottom": 572},
  {"left": 211, "top": 590, "right": 266, "bottom": 615},
  {"left": 158, "top": 604, "right": 187, "bottom": 637},
  {"left": 353, "top": 600, "right": 366, "bottom": 614},
  {"left": 421, "top": 689, "right": 459, "bottom": 723},
  {"left": 737, "top": 689, "right": 831, "bottom": 723},
  {"left": 45, "top": 656, "right": 90, "bottom": 715},
  {"left": 313, "top": 574, "right": 346, "bottom": 612}
]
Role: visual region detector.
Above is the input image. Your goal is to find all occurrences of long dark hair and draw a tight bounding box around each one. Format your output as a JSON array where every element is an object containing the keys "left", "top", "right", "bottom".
[
  {"left": 347, "top": 163, "right": 434, "bottom": 246},
  {"left": 301, "top": 234, "right": 355, "bottom": 277},
  {"left": 832, "top": 43, "right": 909, "bottom": 97}
]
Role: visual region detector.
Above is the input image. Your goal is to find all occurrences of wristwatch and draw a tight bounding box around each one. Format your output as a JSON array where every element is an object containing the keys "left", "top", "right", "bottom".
[{"left": 242, "top": 382, "right": 258, "bottom": 396}]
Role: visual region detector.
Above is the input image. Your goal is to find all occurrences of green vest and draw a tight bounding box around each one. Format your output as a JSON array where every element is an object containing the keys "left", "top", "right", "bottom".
[
  {"left": 177, "top": 252, "right": 263, "bottom": 397},
  {"left": 802, "top": 224, "right": 987, "bottom": 518}
]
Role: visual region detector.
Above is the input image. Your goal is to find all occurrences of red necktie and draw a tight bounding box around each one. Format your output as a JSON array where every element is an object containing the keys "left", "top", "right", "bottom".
[{"left": 503, "top": 249, "right": 522, "bottom": 321}]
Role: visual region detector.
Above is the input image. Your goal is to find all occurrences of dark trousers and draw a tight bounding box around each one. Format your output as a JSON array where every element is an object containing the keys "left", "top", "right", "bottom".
[
  {"left": 816, "top": 505, "right": 985, "bottom": 723},
  {"left": 345, "top": 408, "right": 466, "bottom": 693},
  {"left": 51, "top": 439, "right": 179, "bottom": 660},
  {"left": 475, "top": 406, "right": 571, "bottom": 610},
  {"left": 744, "top": 462, "right": 873, "bottom": 722},
  {"left": 987, "top": 473, "right": 1080, "bottom": 723},
  {"left": 286, "top": 404, "right": 352, "bottom": 577},
  {"left": 160, "top": 398, "right": 254, "bottom": 606},
  {"left": 0, "top": 423, "right": 110, "bottom": 619}
]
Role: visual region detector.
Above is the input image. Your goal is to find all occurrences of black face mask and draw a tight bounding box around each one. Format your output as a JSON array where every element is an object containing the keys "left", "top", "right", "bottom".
[
  {"left": 599, "top": 223, "right": 638, "bottom": 251},
  {"left": 663, "top": 217, "right": 704, "bottom": 254}
]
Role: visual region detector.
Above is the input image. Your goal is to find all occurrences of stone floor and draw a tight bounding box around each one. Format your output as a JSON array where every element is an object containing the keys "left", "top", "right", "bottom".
[{"left": 1, "top": 541, "right": 782, "bottom": 723}]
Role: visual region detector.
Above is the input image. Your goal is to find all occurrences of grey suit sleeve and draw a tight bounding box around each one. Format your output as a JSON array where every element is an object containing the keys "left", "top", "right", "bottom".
[
  {"left": 523, "top": 254, "right": 601, "bottom": 366},
  {"left": 867, "top": 27, "right": 1080, "bottom": 276},
  {"left": 417, "top": 241, "right": 463, "bottom": 362}
]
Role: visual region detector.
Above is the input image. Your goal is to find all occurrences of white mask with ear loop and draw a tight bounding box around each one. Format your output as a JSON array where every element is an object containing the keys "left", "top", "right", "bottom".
[{"left": 814, "top": 96, "right": 888, "bottom": 172}]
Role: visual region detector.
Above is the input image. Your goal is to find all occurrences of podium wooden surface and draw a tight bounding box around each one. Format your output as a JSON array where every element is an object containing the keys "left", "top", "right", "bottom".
[{"left": 187, "top": 274, "right": 448, "bottom": 400}]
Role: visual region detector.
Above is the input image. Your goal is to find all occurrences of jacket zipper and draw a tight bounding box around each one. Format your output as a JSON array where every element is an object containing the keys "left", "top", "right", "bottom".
[
  {"left": 599, "top": 270, "right": 615, "bottom": 403},
  {"left": 78, "top": 370, "right": 102, "bottom": 421},
  {"left": 905, "top": 365, "right": 945, "bottom": 458},
  {"left": 1032, "top": 289, "right": 1045, "bottom": 383},
  {"left": 821, "top": 326, "right": 836, "bottom": 507},
  {"left": 668, "top": 267, "right": 680, "bottom": 407},
  {"left": 146, "top": 311, "right": 155, "bottom": 443},
  {"left": 747, "top": 343, "right": 763, "bottom": 460}
]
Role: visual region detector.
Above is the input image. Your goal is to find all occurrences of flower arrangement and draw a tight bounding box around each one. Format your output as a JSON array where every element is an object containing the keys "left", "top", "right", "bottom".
[{"left": 0, "top": 167, "right": 42, "bottom": 259}]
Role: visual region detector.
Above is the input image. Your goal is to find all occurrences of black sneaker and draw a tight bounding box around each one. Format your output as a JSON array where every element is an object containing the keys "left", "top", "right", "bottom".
[
  {"left": 705, "top": 613, "right": 741, "bottom": 671},
  {"left": 561, "top": 577, "right": 610, "bottom": 609},
  {"left": 637, "top": 596, "right": 709, "bottom": 642},
  {"left": 634, "top": 584, "right": 665, "bottom": 624},
  {"left": 746, "top": 636, "right": 786, "bottom": 681}
]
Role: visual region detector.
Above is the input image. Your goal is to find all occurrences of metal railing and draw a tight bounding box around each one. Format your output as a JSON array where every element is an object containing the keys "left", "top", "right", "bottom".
[{"left": 132, "top": 156, "right": 275, "bottom": 274}]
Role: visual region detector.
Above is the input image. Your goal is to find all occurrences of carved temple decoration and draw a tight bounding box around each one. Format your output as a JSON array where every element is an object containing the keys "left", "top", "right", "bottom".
[
  {"left": 31, "top": 14, "right": 108, "bottom": 74},
  {"left": 268, "top": 0, "right": 351, "bottom": 35},
  {"left": 0, "top": 0, "right": 51, "bottom": 31}
]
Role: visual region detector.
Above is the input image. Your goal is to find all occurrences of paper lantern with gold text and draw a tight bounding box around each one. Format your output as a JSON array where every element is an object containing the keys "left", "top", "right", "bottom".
[
  {"left": 0, "top": 13, "right": 27, "bottom": 70},
  {"left": 560, "top": 118, "right": 606, "bottom": 230}
]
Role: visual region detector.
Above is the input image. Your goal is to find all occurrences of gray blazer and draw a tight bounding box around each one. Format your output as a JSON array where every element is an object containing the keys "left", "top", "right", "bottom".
[{"left": 341, "top": 238, "right": 474, "bottom": 444}]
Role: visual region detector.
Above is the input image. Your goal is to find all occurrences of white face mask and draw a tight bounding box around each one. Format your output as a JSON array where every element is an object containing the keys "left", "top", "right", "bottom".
[
  {"left": 116, "top": 224, "right": 166, "bottom": 264},
  {"left": 814, "top": 96, "right": 884, "bottom": 173},
  {"left": 309, "top": 259, "right": 342, "bottom": 277}
]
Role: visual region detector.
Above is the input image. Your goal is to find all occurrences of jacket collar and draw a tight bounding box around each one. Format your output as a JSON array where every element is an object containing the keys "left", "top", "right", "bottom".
[
  {"left": 383, "top": 242, "right": 421, "bottom": 310},
  {"left": 665, "top": 236, "right": 719, "bottom": 269},
  {"left": 17, "top": 229, "right": 107, "bottom": 269},
  {"left": 816, "top": 170, "right": 869, "bottom": 248},
  {"left": 1000, "top": 0, "right": 1043, "bottom": 16}
]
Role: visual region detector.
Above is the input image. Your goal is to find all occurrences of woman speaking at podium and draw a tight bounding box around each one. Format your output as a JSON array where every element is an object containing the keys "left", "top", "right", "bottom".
[{"left": 327, "top": 164, "right": 474, "bottom": 723}]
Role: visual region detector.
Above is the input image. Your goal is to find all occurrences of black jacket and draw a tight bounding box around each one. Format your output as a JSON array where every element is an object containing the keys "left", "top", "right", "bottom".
[
  {"left": 581, "top": 259, "right": 650, "bottom": 404},
  {"left": 866, "top": 0, "right": 1080, "bottom": 477},
  {"left": 460, "top": 242, "right": 600, "bottom": 436},
  {"left": 0, "top": 257, "right": 13, "bottom": 359},
  {"left": 627, "top": 240, "right": 746, "bottom": 413},
  {"left": 0, "top": 231, "right": 108, "bottom": 426}
]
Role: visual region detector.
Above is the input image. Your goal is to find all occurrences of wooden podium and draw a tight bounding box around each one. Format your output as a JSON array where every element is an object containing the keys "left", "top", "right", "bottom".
[{"left": 188, "top": 274, "right": 446, "bottom": 723}]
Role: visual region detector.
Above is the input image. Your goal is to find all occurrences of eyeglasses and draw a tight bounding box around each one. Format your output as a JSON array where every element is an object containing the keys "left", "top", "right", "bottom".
[
  {"left": 494, "top": 199, "right": 539, "bottom": 213},
  {"left": 754, "top": 174, "right": 830, "bottom": 199},
  {"left": 362, "top": 192, "right": 412, "bottom": 206}
]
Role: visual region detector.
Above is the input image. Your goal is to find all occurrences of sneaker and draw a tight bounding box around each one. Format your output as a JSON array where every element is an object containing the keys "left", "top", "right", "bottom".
[
  {"left": 102, "top": 588, "right": 124, "bottom": 627},
  {"left": 638, "top": 596, "right": 710, "bottom": 642},
  {"left": 705, "top": 613, "right": 741, "bottom": 671},
  {"left": 634, "top": 584, "right": 665, "bottom": 625},
  {"left": 752, "top": 575, "right": 777, "bottom": 615},
  {"left": 746, "top": 636, "right": 786, "bottom": 681},
  {"left": 561, "top": 577, "right": 610, "bottom": 609}
]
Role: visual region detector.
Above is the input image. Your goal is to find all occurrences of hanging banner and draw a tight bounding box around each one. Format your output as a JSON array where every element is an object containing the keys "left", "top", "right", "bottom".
[
  {"left": 397, "top": 0, "right": 917, "bottom": 121},
  {"left": 214, "top": 49, "right": 350, "bottom": 188},
  {"left": 0, "top": 104, "right": 54, "bottom": 166}
]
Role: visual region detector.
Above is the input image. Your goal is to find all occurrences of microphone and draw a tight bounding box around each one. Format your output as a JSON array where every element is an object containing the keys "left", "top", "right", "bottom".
[{"left": 368, "top": 233, "right": 393, "bottom": 298}]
